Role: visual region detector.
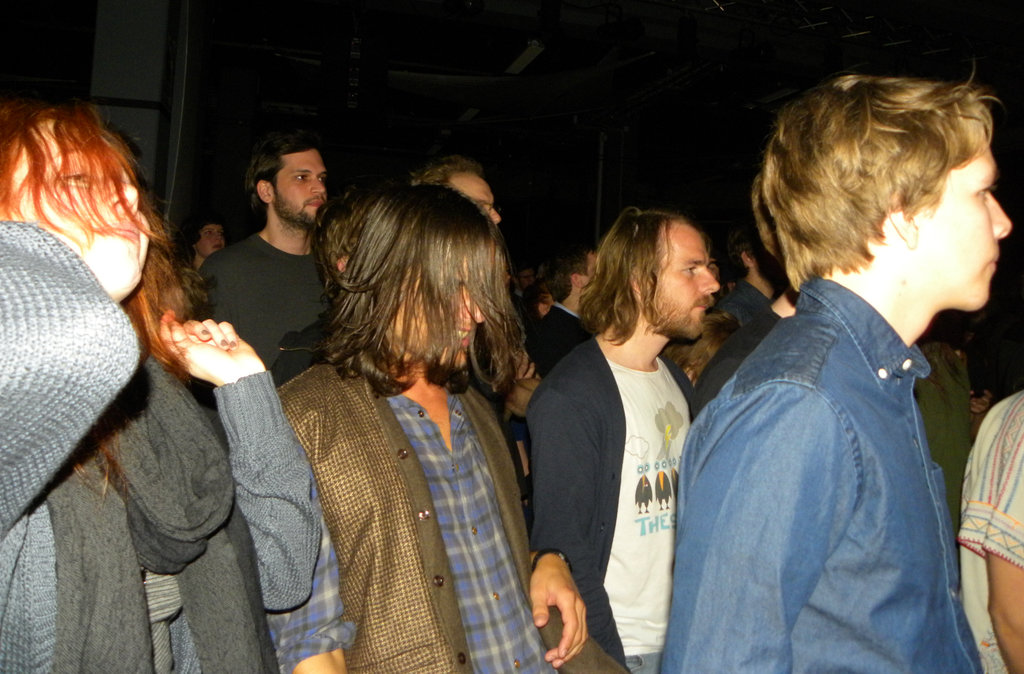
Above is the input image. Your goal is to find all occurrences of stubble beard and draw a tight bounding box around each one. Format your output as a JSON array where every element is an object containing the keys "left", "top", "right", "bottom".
[
  {"left": 272, "top": 195, "right": 317, "bottom": 233},
  {"left": 660, "top": 312, "right": 703, "bottom": 341},
  {"left": 654, "top": 293, "right": 711, "bottom": 341}
]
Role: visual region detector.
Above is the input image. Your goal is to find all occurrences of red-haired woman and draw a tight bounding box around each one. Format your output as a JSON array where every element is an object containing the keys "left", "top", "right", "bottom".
[{"left": 0, "top": 99, "right": 317, "bottom": 672}]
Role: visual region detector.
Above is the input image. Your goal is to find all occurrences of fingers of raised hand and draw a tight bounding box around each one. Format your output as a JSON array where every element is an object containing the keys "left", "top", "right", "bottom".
[{"left": 186, "top": 319, "right": 240, "bottom": 350}]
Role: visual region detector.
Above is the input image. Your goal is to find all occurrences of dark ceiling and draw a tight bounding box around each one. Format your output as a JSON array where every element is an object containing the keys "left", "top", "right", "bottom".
[{"left": 5, "top": 0, "right": 1024, "bottom": 265}]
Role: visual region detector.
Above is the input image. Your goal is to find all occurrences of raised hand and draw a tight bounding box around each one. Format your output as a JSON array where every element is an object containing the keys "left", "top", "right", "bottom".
[{"left": 159, "top": 310, "right": 265, "bottom": 386}]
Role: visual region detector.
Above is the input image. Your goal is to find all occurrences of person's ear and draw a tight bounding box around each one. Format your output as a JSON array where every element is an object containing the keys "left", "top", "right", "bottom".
[
  {"left": 740, "top": 250, "right": 758, "bottom": 271},
  {"left": 256, "top": 179, "right": 275, "bottom": 205}
]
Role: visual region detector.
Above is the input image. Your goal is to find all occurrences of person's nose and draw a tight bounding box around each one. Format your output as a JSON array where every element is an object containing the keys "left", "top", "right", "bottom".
[
  {"left": 990, "top": 193, "right": 1013, "bottom": 240},
  {"left": 701, "top": 267, "right": 720, "bottom": 296}
]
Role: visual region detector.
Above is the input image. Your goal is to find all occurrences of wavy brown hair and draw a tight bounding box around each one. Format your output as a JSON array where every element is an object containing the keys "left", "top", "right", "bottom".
[
  {"left": 321, "top": 183, "right": 522, "bottom": 396},
  {"left": 580, "top": 206, "right": 699, "bottom": 343}
]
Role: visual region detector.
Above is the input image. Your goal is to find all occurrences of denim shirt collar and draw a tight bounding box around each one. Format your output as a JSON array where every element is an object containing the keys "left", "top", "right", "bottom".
[{"left": 799, "top": 278, "right": 930, "bottom": 388}]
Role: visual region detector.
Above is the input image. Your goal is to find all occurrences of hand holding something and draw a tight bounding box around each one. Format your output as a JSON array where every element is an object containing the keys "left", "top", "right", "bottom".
[
  {"left": 159, "top": 310, "right": 265, "bottom": 386},
  {"left": 530, "top": 552, "right": 588, "bottom": 668}
]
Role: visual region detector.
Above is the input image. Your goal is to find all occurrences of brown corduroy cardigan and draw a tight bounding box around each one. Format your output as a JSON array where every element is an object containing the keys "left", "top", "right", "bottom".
[{"left": 280, "top": 365, "right": 624, "bottom": 673}]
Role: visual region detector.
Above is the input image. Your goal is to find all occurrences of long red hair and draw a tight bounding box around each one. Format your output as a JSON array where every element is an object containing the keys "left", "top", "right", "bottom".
[{"left": 0, "top": 98, "right": 187, "bottom": 379}]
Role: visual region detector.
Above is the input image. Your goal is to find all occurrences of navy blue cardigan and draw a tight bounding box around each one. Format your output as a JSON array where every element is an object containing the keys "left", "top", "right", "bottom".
[{"left": 527, "top": 338, "right": 694, "bottom": 666}]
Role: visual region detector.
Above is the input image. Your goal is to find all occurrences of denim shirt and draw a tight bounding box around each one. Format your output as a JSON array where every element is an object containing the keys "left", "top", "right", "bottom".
[{"left": 663, "top": 278, "right": 980, "bottom": 673}]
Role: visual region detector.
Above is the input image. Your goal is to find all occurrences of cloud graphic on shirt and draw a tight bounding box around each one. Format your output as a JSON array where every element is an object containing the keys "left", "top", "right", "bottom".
[{"left": 623, "top": 435, "right": 649, "bottom": 463}]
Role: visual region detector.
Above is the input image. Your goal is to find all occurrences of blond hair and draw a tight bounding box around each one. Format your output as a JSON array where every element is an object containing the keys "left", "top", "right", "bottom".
[
  {"left": 409, "top": 154, "right": 485, "bottom": 186},
  {"left": 755, "top": 74, "right": 996, "bottom": 286}
]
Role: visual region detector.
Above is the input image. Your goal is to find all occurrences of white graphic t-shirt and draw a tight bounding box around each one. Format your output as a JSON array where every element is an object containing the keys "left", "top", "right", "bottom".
[{"left": 604, "top": 358, "right": 689, "bottom": 655}]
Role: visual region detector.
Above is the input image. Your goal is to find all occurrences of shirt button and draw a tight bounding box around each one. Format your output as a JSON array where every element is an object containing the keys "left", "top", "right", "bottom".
[
  {"left": 514, "top": 659, "right": 521, "bottom": 668},
  {"left": 397, "top": 449, "right": 409, "bottom": 459},
  {"left": 492, "top": 592, "right": 500, "bottom": 600},
  {"left": 417, "top": 410, "right": 425, "bottom": 418},
  {"left": 457, "top": 652, "right": 467, "bottom": 664},
  {"left": 418, "top": 510, "right": 431, "bottom": 520},
  {"left": 433, "top": 575, "right": 445, "bottom": 587},
  {"left": 471, "top": 527, "right": 478, "bottom": 535},
  {"left": 902, "top": 358, "right": 913, "bottom": 371},
  {"left": 877, "top": 368, "right": 888, "bottom": 379}
]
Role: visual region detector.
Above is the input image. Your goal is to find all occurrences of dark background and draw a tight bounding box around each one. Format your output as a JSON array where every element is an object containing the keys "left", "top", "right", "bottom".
[{"left": 5, "top": 0, "right": 1024, "bottom": 282}]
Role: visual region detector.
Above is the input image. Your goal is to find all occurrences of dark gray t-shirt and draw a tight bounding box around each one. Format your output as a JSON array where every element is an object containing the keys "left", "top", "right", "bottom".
[{"left": 200, "top": 234, "right": 324, "bottom": 367}]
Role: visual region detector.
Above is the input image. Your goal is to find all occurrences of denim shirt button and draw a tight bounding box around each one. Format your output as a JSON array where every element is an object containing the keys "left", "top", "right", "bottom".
[
  {"left": 877, "top": 368, "right": 888, "bottom": 379},
  {"left": 901, "top": 358, "right": 913, "bottom": 371}
]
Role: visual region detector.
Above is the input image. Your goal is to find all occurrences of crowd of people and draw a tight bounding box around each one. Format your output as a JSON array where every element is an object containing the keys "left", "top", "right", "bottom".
[{"left": 2, "top": 71, "right": 1023, "bottom": 674}]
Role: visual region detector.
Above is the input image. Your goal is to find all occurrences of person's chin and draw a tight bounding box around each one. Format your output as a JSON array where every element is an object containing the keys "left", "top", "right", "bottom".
[{"left": 963, "top": 289, "right": 991, "bottom": 312}]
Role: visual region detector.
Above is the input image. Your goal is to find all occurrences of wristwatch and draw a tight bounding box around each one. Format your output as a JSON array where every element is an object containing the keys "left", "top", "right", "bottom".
[{"left": 532, "top": 548, "right": 572, "bottom": 573}]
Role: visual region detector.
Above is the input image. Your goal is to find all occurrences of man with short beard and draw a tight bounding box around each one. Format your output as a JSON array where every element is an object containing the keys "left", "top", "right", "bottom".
[
  {"left": 527, "top": 207, "right": 719, "bottom": 672},
  {"left": 201, "top": 130, "right": 327, "bottom": 367}
]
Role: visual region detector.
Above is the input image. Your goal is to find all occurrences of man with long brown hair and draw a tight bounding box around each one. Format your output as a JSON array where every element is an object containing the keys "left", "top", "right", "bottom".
[
  {"left": 528, "top": 207, "right": 719, "bottom": 672},
  {"left": 278, "top": 183, "right": 621, "bottom": 672}
]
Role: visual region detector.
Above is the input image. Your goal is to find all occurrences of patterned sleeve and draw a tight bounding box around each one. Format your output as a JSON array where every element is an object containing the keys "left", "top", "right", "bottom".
[
  {"left": 266, "top": 481, "right": 356, "bottom": 674},
  {"left": 959, "top": 391, "right": 1024, "bottom": 568}
]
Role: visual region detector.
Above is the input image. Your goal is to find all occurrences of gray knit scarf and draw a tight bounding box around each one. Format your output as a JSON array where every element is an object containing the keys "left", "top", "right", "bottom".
[{"left": 47, "top": 359, "right": 277, "bottom": 672}]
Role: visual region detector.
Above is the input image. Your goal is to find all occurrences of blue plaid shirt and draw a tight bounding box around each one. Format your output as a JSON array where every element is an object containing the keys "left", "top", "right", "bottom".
[
  {"left": 388, "top": 393, "right": 547, "bottom": 673},
  {"left": 266, "top": 478, "right": 357, "bottom": 674}
]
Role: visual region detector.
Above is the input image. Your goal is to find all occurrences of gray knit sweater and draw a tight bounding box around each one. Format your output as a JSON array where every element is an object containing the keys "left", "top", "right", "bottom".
[
  {"left": 0, "top": 220, "right": 141, "bottom": 536},
  {"left": 0, "top": 221, "right": 141, "bottom": 670},
  {"left": 0, "top": 222, "right": 317, "bottom": 671}
]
